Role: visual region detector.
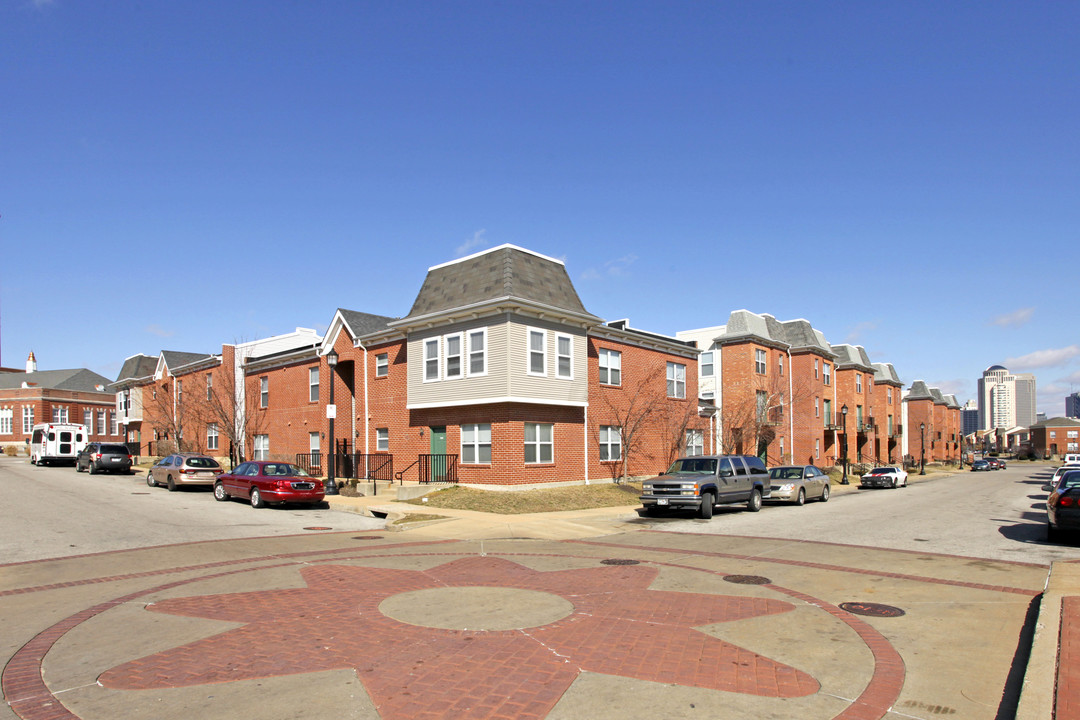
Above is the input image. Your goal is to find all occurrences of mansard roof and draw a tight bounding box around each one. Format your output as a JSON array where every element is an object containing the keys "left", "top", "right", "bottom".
[
  {"left": 905, "top": 380, "right": 935, "bottom": 401},
  {"left": 0, "top": 368, "right": 113, "bottom": 393},
  {"left": 715, "top": 310, "right": 834, "bottom": 356},
  {"left": 115, "top": 354, "right": 158, "bottom": 383},
  {"left": 400, "top": 245, "right": 599, "bottom": 325},
  {"left": 160, "top": 351, "right": 216, "bottom": 372},
  {"left": 872, "top": 362, "right": 903, "bottom": 386},
  {"left": 830, "top": 344, "right": 874, "bottom": 371}
]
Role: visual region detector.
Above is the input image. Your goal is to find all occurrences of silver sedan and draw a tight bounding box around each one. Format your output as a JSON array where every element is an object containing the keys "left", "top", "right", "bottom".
[{"left": 767, "top": 465, "right": 831, "bottom": 505}]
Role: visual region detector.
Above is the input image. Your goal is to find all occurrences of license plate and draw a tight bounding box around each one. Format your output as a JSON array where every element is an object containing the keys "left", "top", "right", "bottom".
[
  {"left": 657, "top": 498, "right": 669, "bottom": 506},
  {"left": 292, "top": 482, "right": 315, "bottom": 490}
]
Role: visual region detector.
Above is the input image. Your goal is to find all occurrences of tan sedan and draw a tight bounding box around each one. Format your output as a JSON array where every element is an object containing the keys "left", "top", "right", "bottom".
[
  {"left": 767, "top": 465, "right": 831, "bottom": 505},
  {"left": 147, "top": 453, "right": 223, "bottom": 491}
]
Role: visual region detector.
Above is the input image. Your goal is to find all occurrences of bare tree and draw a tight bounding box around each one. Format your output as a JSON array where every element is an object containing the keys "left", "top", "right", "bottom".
[
  {"left": 195, "top": 365, "right": 267, "bottom": 467},
  {"left": 145, "top": 380, "right": 186, "bottom": 454},
  {"left": 719, "top": 372, "right": 813, "bottom": 465}
]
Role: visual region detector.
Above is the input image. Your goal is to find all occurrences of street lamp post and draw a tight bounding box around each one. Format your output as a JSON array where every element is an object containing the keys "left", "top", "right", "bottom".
[
  {"left": 919, "top": 422, "right": 926, "bottom": 476},
  {"left": 840, "top": 404, "right": 849, "bottom": 485},
  {"left": 325, "top": 349, "right": 339, "bottom": 496}
]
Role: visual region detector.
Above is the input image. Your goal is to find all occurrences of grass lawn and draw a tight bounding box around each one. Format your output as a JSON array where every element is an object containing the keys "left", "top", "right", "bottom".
[{"left": 402, "top": 482, "right": 645, "bottom": 515}]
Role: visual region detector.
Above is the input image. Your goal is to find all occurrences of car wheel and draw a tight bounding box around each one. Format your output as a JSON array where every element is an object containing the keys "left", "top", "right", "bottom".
[
  {"left": 75, "top": 460, "right": 84, "bottom": 473},
  {"left": 747, "top": 488, "right": 762, "bottom": 512},
  {"left": 820, "top": 484, "right": 830, "bottom": 502},
  {"left": 698, "top": 493, "right": 714, "bottom": 519},
  {"left": 251, "top": 487, "right": 266, "bottom": 509},
  {"left": 794, "top": 488, "right": 806, "bottom": 506},
  {"left": 891, "top": 477, "right": 898, "bottom": 489},
  {"left": 146, "top": 472, "right": 157, "bottom": 488},
  {"left": 214, "top": 482, "right": 230, "bottom": 502},
  {"left": 88, "top": 462, "right": 97, "bottom": 475},
  {"left": 166, "top": 475, "right": 177, "bottom": 492}
]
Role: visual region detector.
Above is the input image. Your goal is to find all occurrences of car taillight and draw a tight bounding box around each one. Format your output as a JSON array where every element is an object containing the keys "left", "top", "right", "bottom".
[
  {"left": 1060, "top": 496, "right": 1076, "bottom": 507},
  {"left": 94, "top": 454, "right": 102, "bottom": 460},
  {"left": 275, "top": 480, "right": 291, "bottom": 490},
  {"left": 181, "top": 468, "right": 195, "bottom": 474}
]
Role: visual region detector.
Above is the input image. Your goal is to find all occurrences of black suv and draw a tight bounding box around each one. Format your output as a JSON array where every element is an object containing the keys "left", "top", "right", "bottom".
[
  {"left": 76, "top": 443, "right": 133, "bottom": 475},
  {"left": 640, "top": 454, "right": 772, "bottom": 519}
]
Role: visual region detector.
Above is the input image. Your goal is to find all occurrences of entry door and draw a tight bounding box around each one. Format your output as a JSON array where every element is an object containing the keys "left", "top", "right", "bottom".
[{"left": 429, "top": 426, "right": 447, "bottom": 481}]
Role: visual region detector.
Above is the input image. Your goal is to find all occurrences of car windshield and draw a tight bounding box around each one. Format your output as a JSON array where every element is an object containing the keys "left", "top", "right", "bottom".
[
  {"left": 186, "top": 457, "right": 221, "bottom": 469},
  {"left": 263, "top": 463, "right": 309, "bottom": 477},
  {"left": 871, "top": 468, "right": 894, "bottom": 473},
  {"left": 667, "top": 458, "right": 717, "bottom": 474},
  {"left": 769, "top": 467, "right": 803, "bottom": 480}
]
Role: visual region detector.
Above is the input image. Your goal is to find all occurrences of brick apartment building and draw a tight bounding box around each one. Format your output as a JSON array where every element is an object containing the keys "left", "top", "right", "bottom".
[
  {"left": 318, "top": 245, "right": 706, "bottom": 486},
  {"left": 1029, "top": 417, "right": 1080, "bottom": 459},
  {"left": 677, "top": 312, "right": 907, "bottom": 468},
  {"left": 0, "top": 352, "right": 117, "bottom": 451},
  {"left": 902, "top": 381, "right": 962, "bottom": 464}
]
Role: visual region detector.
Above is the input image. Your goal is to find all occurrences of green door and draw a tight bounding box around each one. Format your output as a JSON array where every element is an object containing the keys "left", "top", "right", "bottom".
[{"left": 429, "top": 426, "right": 447, "bottom": 481}]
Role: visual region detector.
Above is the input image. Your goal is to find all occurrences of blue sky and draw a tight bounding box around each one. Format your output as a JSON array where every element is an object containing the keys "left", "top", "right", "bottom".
[{"left": 2, "top": 1, "right": 1078, "bottom": 416}]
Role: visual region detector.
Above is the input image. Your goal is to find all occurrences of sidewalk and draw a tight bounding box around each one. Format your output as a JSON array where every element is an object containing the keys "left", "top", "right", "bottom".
[{"left": 1017, "top": 561, "right": 1080, "bottom": 720}]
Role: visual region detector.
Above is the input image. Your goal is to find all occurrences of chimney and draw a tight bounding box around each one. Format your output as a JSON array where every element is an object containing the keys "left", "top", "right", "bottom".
[{"left": 26, "top": 351, "right": 37, "bottom": 374}]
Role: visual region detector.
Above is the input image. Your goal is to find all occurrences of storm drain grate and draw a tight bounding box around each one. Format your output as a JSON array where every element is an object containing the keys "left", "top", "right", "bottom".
[
  {"left": 601, "top": 559, "right": 640, "bottom": 566},
  {"left": 723, "top": 575, "right": 772, "bottom": 585},
  {"left": 839, "top": 602, "right": 906, "bottom": 618}
]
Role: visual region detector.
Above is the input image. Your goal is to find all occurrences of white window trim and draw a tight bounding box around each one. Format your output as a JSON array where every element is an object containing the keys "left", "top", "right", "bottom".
[
  {"left": 260, "top": 377, "right": 269, "bottom": 407},
  {"left": 468, "top": 329, "right": 488, "bottom": 377},
  {"left": 423, "top": 338, "right": 441, "bottom": 382},
  {"left": 461, "top": 422, "right": 492, "bottom": 464},
  {"left": 376, "top": 428, "right": 389, "bottom": 452},
  {"left": 555, "top": 333, "right": 573, "bottom": 380},
  {"left": 309, "top": 366, "right": 320, "bottom": 402},
  {"left": 444, "top": 332, "right": 464, "bottom": 380},
  {"left": 667, "top": 362, "right": 686, "bottom": 399},
  {"left": 376, "top": 353, "right": 389, "bottom": 377},
  {"left": 527, "top": 328, "right": 548, "bottom": 377},
  {"left": 700, "top": 351, "right": 714, "bottom": 377},
  {"left": 599, "top": 348, "right": 622, "bottom": 386},
  {"left": 599, "top": 425, "right": 621, "bottom": 461},
  {"left": 524, "top": 422, "right": 554, "bottom": 464},
  {"left": 207, "top": 423, "right": 219, "bottom": 451}
]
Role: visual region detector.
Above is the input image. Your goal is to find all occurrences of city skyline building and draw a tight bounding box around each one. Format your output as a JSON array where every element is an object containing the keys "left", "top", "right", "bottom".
[{"left": 977, "top": 365, "right": 1037, "bottom": 431}]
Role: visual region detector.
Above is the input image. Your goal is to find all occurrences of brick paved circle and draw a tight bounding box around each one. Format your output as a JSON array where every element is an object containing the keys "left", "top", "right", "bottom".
[{"left": 1, "top": 536, "right": 984, "bottom": 720}]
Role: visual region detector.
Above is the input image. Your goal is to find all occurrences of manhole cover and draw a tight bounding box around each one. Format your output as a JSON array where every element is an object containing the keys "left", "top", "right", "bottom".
[
  {"left": 600, "top": 559, "right": 640, "bottom": 566},
  {"left": 723, "top": 575, "right": 772, "bottom": 585},
  {"left": 131, "top": 492, "right": 150, "bottom": 495},
  {"left": 303, "top": 526, "right": 333, "bottom": 531},
  {"left": 839, "top": 602, "right": 906, "bottom": 618},
  {"left": 352, "top": 535, "right": 384, "bottom": 540}
]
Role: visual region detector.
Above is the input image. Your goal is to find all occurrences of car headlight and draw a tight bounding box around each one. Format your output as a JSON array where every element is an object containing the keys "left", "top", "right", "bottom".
[
  {"left": 642, "top": 483, "right": 653, "bottom": 493},
  {"left": 778, "top": 483, "right": 794, "bottom": 492}
]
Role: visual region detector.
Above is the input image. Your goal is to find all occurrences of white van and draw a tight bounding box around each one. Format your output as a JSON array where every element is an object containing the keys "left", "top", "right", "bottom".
[
  {"left": 30, "top": 423, "right": 89, "bottom": 466},
  {"left": 1064, "top": 453, "right": 1080, "bottom": 465}
]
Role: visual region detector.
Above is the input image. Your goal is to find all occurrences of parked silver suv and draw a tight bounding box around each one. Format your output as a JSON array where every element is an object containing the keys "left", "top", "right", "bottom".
[
  {"left": 75, "top": 443, "right": 133, "bottom": 475},
  {"left": 640, "top": 455, "right": 771, "bottom": 519}
]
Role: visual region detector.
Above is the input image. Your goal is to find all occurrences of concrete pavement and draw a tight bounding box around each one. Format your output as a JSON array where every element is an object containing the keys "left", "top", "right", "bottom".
[{"left": 2, "top": 473, "right": 1070, "bottom": 720}]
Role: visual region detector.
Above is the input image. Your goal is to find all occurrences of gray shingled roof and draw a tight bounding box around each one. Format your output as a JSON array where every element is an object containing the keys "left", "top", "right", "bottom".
[
  {"left": 872, "top": 362, "right": 903, "bottom": 386},
  {"left": 714, "top": 311, "right": 835, "bottom": 356},
  {"left": 339, "top": 309, "right": 397, "bottom": 337},
  {"left": 1030, "top": 417, "right": 1080, "bottom": 428},
  {"left": 115, "top": 354, "right": 158, "bottom": 383},
  {"left": 161, "top": 351, "right": 215, "bottom": 371},
  {"left": 905, "top": 380, "right": 935, "bottom": 401},
  {"left": 777, "top": 319, "right": 834, "bottom": 356},
  {"left": 404, "top": 245, "right": 595, "bottom": 320},
  {"left": 830, "top": 344, "right": 874, "bottom": 370},
  {"left": 0, "top": 368, "right": 113, "bottom": 393}
]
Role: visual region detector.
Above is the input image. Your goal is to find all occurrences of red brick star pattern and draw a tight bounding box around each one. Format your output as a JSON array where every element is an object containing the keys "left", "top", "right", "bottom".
[{"left": 100, "top": 556, "right": 819, "bottom": 719}]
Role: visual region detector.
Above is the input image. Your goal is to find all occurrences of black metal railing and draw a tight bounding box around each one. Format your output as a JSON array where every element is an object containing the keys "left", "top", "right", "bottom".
[
  {"left": 394, "top": 454, "right": 459, "bottom": 484},
  {"left": 351, "top": 454, "right": 394, "bottom": 482},
  {"left": 294, "top": 453, "right": 323, "bottom": 475}
]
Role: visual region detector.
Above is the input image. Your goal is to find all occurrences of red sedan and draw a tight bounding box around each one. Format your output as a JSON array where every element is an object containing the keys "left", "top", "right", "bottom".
[{"left": 214, "top": 461, "right": 325, "bottom": 508}]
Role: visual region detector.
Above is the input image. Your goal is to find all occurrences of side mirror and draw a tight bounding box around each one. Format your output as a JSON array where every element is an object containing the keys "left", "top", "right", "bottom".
[
  {"left": 1042, "top": 484, "right": 1053, "bottom": 493},
  {"left": 719, "top": 469, "right": 734, "bottom": 478},
  {"left": 658, "top": 471, "right": 666, "bottom": 476}
]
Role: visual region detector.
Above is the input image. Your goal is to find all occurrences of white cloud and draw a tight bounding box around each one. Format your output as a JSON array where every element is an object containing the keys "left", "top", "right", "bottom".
[
  {"left": 1005, "top": 345, "right": 1080, "bottom": 371},
  {"left": 989, "top": 307, "right": 1034, "bottom": 328},
  {"left": 580, "top": 254, "right": 638, "bottom": 281},
  {"left": 145, "top": 324, "right": 175, "bottom": 338},
  {"left": 845, "top": 320, "right": 878, "bottom": 344},
  {"left": 456, "top": 229, "right": 488, "bottom": 257}
]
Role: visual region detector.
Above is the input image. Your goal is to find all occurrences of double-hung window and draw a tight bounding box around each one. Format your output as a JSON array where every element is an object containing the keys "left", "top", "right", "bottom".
[
  {"left": 309, "top": 367, "right": 319, "bottom": 402},
  {"left": 207, "top": 423, "right": 219, "bottom": 450},
  {"left": 524, "top": 422, "right": 553, "bottom": 463},
  {"left": 309, "top": 432, "right": 320, "bottom": 462},
  {"left": 206, "top": 374, "right": 213, "bottom": 401},
  {"left": 23, "top": 407, "right": 34, "bottom": 434},
  {"left": 376, "top": 353, "right": 389, "bottom": 377},
  {"left": 0, "top": 408, "right": 12, "bottom": 435},
  {"left": 445, "top": 333, "right": 463, "bottom": 379},
  {"left": 755, "top": 349, "right": 767, "bottom": 375},
  {"left": 667, "top": 362, "right": 686, "bottom": 399},
  {"left": 700, "top": 351, "right": 714, "bottom": 377},
  {"left": 686, "top": 429, "right": 704, "bottom": 456},
  {"left": 599, "top": 425, "right": 621, "bottom": 461},
  {"left": 260, "top": 377, "right": 269, "bottom": 407},
  {"left": 556, "top": 334, "right": 573, "bottom": 379},
  {"left": 856, "top": 374, "right": 863, "bottom": 393},
  {"left": 528, "top": 329, "right": 547, "bottom": 376},
  {"left": 424, "top": 338, "right": 440, "bottom": 382},
  {"left": 461, "top": 423, "right": 492, "bottom": 464},
  {"left": 599, "top": 349, "right": 621, "bottom": 385},
  {"left": 254, "top": 434, "right": 269, "bottom": 460},
  {"left": 468, "top": 330, "right": 487, "bottom": 375},
  {"left": 110, "top": 410, "right": 118, "bottom": 435},
  {"left": 823, "top": 363, "right": 831, "bottom": 386},
  {"left": 376, "top": 428, "right": 389, "bottom": 452}
]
